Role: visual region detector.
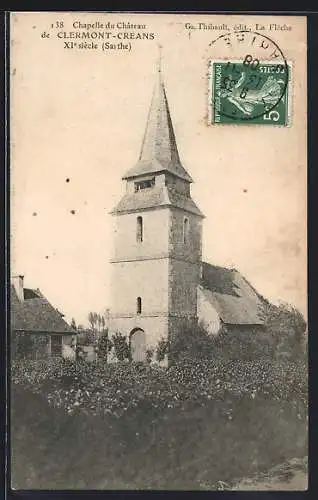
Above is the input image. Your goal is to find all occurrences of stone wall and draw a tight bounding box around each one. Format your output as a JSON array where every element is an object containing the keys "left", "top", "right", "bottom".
[
  {"left": 111, "top": 209, "right": 170, "bottom": 262},
  {"left": 168, "top": 208, "right": 202, "bottom": 262},
  {"left": 110, "top": 258, "right": 169, "bottom": 318},
  {"left": 109, "top": 314, "right": 169, "bottom": 348}
]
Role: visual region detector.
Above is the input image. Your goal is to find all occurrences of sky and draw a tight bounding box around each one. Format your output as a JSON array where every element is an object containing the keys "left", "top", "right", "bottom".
[{"left": 10, "top": 13, "right": 307, "bottom": 325}]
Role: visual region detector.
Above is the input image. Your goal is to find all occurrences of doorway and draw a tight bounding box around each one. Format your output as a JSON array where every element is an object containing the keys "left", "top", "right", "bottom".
[{"left": 130, "top": 328, "right": 146, "bottom": 362}]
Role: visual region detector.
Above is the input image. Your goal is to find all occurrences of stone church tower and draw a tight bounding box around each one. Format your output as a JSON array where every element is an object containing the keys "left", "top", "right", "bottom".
[{"left": 109, "top": 62, "right": 204, "bottom": 361}]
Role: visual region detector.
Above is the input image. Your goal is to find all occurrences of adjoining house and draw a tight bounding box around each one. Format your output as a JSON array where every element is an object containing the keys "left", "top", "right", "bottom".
[
  {"left": 11, "top": 275, "right": 76, "bottom": 359},
  {"left": 109, "top": 61, "right": 268, "bottom": 362}
]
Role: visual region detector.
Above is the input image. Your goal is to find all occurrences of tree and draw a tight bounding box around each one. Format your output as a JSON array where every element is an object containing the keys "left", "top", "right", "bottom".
[
  {"left": 88, "top": 312, "right": 97, "bottom": 331},
  {"left": 111, "top": 332, "right": 130, "bottom": 361},
  {"left": 169, "top": 320, "right": 214, "bottom": 363},
  {"left": 70, "top": 318, "right": 77, "bottom": 331},
  {"left": 156, "top": 339, "right": 169, "bottom": 362},
  {"left": 265, "top": 303, "right": 307, "bottom": 360},
  {"left": 155, "top": 320, "right": 213, "bottom": 364},
  {"left": 96, "top": 314, "right": 102, "bottom": 332},
  {"left": 97, "top": 329, "right": 112, "bottom": 362},
  {"left": 213, "top": 325, "right": 274, "bottom": 361},
  {"left": 101, "top": 316, "right": 106, "bottom": 333}
]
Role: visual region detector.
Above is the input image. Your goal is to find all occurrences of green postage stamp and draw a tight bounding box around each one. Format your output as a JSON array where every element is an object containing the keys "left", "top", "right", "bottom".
[{"left": 209, "top": 59, "right": 292, "bottom": 126}]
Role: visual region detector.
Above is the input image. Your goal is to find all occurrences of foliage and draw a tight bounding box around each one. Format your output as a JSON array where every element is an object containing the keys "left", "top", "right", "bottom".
[
  {"left": 156, "top": 338, "right": 169, "bottom": 362},
  {"left": 169, "top": 320, "right": 215, "bottom": 362},
  {"left": 11, "top": 379, "right": 307, "bottom": 490},
  {"left": 210, "top": 326, "right": 275, "bottom": 361},
  {"left": 145, "top": 347, "right": 154, "bottom": 364},
  {"left": 96, "top": 330, "right": 112, "bottom": 361},
  {"left": 70, "top": 318, "right": 77, "bottom": 331},
  {"left": 111, "top": 332, "right": 130, "bottom": 361},
  {"left": 157, "top": 303, "right": 307, "bottom": 363},
  {"left": 11, "top": 357, "right": 307, "bottom": 419},
  {"left": 76, "top": 329, "right": 97, "bottom": 346},
  {"left": 264, "top": 303, "right": 307, "bottom": 360},
  {"left": 88, "top": 312, "right": 107, "bottom": 333},
  {"left": 11, "top": 357, "right": 308, "bottom": 489},
  {"left": 12, "top": 333, "right": 50, "bottom": 360}
]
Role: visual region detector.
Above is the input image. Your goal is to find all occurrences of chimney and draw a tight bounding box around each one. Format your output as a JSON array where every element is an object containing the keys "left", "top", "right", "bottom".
[{"left": 12, "top": 275, "right": 24, "bottom": 302}]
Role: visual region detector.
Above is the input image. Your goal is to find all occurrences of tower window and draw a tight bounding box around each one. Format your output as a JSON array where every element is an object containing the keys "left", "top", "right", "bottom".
[
  {"left": 136, "top": 216, "right": 143, "bottom": 242},
  {"left": 183, "top": 217, "right": 190, "bottom": 244},
  {"left": 134, "top": 178, "right": 155, "bottom": 192},
  {"left": 137, "top": 297, "right": 142, "bottom": 314}
]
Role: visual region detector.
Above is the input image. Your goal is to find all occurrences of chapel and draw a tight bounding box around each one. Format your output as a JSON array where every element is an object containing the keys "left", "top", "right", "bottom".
[{"left": 109, "top": 60, "right": 265, "bottom": 361}]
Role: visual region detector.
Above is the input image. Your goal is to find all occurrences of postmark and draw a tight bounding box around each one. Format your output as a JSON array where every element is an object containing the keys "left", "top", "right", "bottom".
[{"left": 207, "top": 31, "right": 291, "bottom": 125}]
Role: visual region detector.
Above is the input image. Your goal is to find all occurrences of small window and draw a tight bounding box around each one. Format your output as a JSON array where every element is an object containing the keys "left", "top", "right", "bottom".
[
  {"left": 183, "top": 217, "right": 190, "bottom": 244},
  {"left": 136, "top": 216, "right": 143, "bottom": 242},
  {"left": 134, "top": 178, "right": 155, "bottom": 192},
  {"left": 137, "top": 297, "right": 142, "bottom": 314}
]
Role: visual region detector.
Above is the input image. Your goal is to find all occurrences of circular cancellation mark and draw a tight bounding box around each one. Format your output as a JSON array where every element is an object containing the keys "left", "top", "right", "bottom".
[{"left": 208, "top": 31, "right": 289, "bottom": 122}]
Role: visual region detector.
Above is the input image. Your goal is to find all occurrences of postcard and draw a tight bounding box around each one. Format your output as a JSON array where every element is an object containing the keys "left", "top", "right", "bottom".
[{"left": 10, "top": 12, "right": 307, "bottom": 490}]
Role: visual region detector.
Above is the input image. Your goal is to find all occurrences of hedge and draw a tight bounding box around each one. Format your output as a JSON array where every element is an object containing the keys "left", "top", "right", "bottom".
[{"left": 11, "top": 357, "right": 307, "bottom": 418}]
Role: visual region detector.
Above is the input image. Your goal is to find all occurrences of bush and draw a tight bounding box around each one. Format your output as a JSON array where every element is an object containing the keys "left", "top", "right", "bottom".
[
  {"left": 12, "top": 332, "right": 50, "bottom": 360},
  {"left": 156, "top": 306, "right": 307, "bottom": 363},
  {"left": 156, "top": 338, "right": 169, "bottom": 362},
  {"left": 145, "top": 347, "right": 154, "bottom": 364},
  {"left": 11, "top": 357, "right": 307, "bottom": 419},
  {"left": 96, "top": 330, "right": 112, "bottom": 361},
  {"left": 264, "top": 303, "right": 307, "bottom": 360},
  {"left": 11, "top": 361, "right": 308, "bottom": 489},
  {"left": 76, "top": 330, "right": 97, "bottom": 346},
  {"left": 111, "top": 332, "right": 130, "bottom": 361}
]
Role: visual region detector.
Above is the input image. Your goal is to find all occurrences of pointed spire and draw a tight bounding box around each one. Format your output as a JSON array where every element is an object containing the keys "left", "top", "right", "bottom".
[{"left": 122, "top": 48, "right": 193, "bottom": 183}]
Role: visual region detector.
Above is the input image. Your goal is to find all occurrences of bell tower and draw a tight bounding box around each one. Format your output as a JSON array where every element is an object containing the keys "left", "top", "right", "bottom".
[{"left": 109, "top": 56, "right": 204, "bottom": 361}]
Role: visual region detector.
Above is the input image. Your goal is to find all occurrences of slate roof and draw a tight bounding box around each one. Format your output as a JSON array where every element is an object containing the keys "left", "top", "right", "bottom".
[
  {"left": 200, "top": 262, "right": 266, "bottom": 325},
  {"left": 122, "top": 68, "right": 193, "bottom": 183},
  {"left": 11, "top": 285, "right": 75, "bottom": 334},
  {"left": 110, "top": 185, "right": 203, "bottom": 217}
]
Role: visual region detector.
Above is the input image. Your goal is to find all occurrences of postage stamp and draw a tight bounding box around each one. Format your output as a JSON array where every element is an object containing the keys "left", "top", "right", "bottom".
[
  {"left": 210, "top": 60, "right": 292, "bottom": 125},
  {"left": 207, "top": 31, "right": 291, "bottom": 126}
]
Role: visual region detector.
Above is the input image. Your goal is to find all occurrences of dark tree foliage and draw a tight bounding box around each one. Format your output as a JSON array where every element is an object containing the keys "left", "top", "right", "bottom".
[
  {"left": 96, "top": 330, "right": 112, "bottom": 361},
  {"left": 155, "top": 303, "right": 307, "bottom": 364},
  {"left": 111, "top": 332, "right": 131, "bottom": 361}
]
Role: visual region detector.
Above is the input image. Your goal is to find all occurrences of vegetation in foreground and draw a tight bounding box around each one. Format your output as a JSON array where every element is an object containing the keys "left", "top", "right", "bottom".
[
  {"left": 11, "top": 304, "right": 307, "bottom": 489},
  {"left": 11, "top": 356, "right": 307, "bottom": 489}
]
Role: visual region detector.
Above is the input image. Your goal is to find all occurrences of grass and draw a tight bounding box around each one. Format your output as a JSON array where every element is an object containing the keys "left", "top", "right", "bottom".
[{"left": 11, "top": 384, "right": 307, "bottom": 490}]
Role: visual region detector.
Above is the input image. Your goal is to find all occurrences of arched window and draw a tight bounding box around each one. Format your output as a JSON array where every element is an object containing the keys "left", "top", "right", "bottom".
[
  {"left": 136, "top": 216, "right": 143, "bottom": 242},
  {"left": 183, "top": 217, "right": 189, "bottom": 244},
  {"left": 137, "top": 297, "right": 142, "bottom": 315}
]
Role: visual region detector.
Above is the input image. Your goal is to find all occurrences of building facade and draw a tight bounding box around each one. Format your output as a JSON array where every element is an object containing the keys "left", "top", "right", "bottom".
[
  {"left": 109, "top": 64, "right": 266, "bottom": 362},
  {"left": 11, "top": 275, "right": 76, "bottom": 360},
  {"left": 109, "top": 63, "right": 204, "bottom": 360}
]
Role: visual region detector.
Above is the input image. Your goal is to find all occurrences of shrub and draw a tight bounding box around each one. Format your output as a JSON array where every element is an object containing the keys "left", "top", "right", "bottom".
[
  {"left": 76, "top": 329, "right": 97, "bottom": 346},
  {"left": 210, "top": 326, "right": 275, "bottom": 361},
  {"left": 111, "top": 332, "right": 130, "bottom": 361},
  {"left": 145, "top": 347, "right": 154, "bottom": 364},
  {"left": 12, "top": 333, "right": 50, "bottom": 360},
  {"left": 156, "top": 338, "right": 169, "bottom": 362},
  {"left": 11, "top": 358, "right": 308, "bottom": 489},
  {"left": 11, "top": 357, "right": 307, "bottom": 419},
  {"left": 264, "top": 303, "right": 307, "bottom": 360},
  {"left": 96, "top": 330, "right": 112, "bottom": 361},
  {"left": 168, "top": 321, "right": 214, "bottom": 363},
  {"left": 11, "top": 381, "right": 307, "bottom": 490}
]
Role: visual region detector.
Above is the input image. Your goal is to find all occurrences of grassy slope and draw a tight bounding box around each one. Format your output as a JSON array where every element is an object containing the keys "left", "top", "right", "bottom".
[{"left": 11, "top": 385, "right": 307, "bottom": 490}]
